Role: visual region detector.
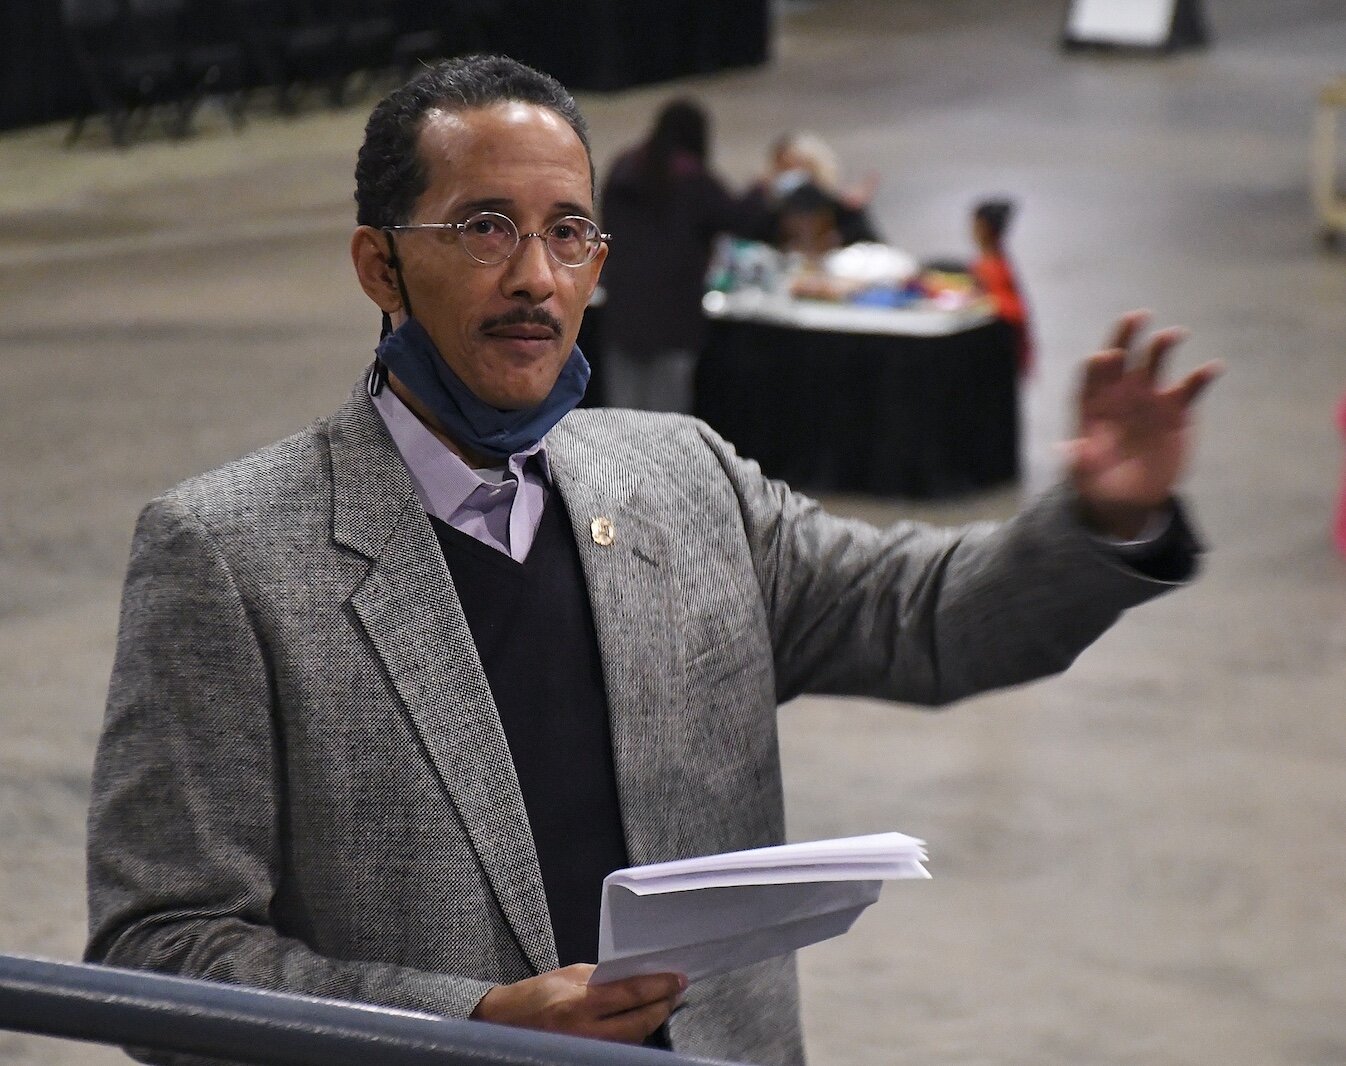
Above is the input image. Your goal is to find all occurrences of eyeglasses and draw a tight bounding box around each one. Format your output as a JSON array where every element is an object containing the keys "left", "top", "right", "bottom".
[{"left": 384, "top": 211, "right": 611, "bottom": 268}]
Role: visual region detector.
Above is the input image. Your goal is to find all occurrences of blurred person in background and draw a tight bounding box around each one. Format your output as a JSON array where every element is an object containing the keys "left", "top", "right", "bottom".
[
  {"left": 749, "top": 131, "right": 881, "bottom": 251},
  {"left": 971, "top": 197, "right": 1034, "bottom": 377},
  {"left": 773, "top": 181, "right": 877, "bottom": 259},
  {"left": 599, "top": 98, "right": 766, "bottom": 413}
]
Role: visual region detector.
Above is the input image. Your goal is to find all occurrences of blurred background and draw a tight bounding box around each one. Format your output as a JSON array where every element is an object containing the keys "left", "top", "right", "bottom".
[{"left": 2, "top": 1, "right": 1346, "bottom": 1064}]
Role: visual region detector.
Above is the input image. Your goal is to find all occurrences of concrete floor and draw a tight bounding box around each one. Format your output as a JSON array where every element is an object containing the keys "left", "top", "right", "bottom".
[{"left": 3, "top": 1, "right": 1346, "bottom": 1063}]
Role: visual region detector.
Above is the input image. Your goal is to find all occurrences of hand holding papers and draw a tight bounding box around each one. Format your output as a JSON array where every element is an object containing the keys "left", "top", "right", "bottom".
[{"left": 590, "top": 832, "right": 929, "bottom": 985}]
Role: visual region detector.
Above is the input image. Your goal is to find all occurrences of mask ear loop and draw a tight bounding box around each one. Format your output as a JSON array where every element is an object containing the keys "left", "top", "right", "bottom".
[{"left": 371, "top": 229, "right": 416, "bottom": 396}]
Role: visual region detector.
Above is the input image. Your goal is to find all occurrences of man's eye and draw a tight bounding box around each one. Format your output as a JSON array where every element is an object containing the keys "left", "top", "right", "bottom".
[
  {"left": 467, "top": 218, "right": 501, "bottom": 236},
  {"left": 551, "top": 222, "right": 579, "bottom": 241}
]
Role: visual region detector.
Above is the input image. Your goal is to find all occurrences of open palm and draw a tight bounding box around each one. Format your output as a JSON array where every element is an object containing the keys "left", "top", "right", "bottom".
[{"left": 1065, "top": 311, "right": 1220, "bottom": 538}]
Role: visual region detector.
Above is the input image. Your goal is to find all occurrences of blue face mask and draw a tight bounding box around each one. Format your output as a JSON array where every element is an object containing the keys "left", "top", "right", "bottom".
[{"left": 373, "top": 315, "right": 589, "bottom": 461}]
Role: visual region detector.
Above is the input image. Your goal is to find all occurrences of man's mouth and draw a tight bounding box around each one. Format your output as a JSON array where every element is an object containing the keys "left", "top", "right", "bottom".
[
  {"left": 481, "top": 309, "right": 563, "bottom": 342},
  {"left": 487, "top": 324, "right": 556, "bottom": 340}
]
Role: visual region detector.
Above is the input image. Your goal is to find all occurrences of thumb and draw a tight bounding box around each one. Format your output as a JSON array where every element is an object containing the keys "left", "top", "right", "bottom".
[
  {"left": 1059, "top": 431, "right": 1122, "bottom": 481},
  {"left": 1056, "top": 436, "right": 1091, "bottom": 473}
]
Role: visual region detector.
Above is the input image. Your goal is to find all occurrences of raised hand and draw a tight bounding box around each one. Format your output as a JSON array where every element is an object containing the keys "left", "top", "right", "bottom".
[{"left": 1063, "top": 310, "right": 1221, "bottom": 539}]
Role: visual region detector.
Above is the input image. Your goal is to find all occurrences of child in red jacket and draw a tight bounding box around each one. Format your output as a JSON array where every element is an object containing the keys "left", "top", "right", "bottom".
[{"left": 971, "top": 199, "right": 1034, "bottom": 378}]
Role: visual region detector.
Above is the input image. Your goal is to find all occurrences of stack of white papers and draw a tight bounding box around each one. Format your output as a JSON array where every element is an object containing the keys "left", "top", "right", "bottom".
[{"left": 590, "top": 832, "right": 929, "bottom": 985}]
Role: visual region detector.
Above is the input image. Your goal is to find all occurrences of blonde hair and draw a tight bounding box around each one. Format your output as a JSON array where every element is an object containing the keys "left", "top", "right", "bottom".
[{"left": 779, "top": 132, "right": 840, "bottom": 193}]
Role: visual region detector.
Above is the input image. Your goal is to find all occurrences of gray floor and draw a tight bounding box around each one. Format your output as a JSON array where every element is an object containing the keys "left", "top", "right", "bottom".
[{"left": 3, "top": 2, "right": 1346, "bottom": 1064}]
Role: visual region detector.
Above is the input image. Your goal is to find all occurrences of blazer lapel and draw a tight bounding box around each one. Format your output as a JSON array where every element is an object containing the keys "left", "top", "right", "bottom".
[
  {"left": 327, "top": 382, "right": 557, "bottom": 974},
  {"left": 548, "top": 418, "right": 692, "bottom": 869}
]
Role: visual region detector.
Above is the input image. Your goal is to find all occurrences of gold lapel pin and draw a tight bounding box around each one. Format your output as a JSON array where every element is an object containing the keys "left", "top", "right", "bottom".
[{"left": 591, "top": 516, "right": 616, "bottom": 547}]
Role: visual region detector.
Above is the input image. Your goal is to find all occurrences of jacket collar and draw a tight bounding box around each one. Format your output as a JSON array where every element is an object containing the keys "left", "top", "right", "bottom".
[{"left": 326, "top": 381, "right": 686, "bottom": 969}]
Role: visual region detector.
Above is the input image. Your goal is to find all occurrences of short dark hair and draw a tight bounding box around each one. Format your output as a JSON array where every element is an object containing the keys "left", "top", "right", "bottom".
[
  {"left": 973, "top": 198, "right": 1016, "bottom": 241},
  {"left": 780, "top": 181, "right": 837, "bottom": 217},
  {"left": 649, "top": 98, "right": 709, "bottom": 168},
  {"left": 354, "top": 54, "right": 594, "bottom": 230}
]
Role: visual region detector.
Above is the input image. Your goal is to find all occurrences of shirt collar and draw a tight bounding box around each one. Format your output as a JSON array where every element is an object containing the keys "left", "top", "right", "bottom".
[{"left": 369, "top": 376, "right": 551, "bottom": 522}]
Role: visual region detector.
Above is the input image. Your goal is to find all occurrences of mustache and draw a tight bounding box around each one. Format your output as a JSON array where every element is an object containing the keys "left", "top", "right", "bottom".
[{"left": 480, "top": 307, "right": 563, "bottom": 335}]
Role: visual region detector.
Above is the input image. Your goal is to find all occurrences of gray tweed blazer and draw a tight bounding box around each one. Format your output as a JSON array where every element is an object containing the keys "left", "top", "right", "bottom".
[{"left": 87, "top": 378, "right": 1189, "bottom": 1066}]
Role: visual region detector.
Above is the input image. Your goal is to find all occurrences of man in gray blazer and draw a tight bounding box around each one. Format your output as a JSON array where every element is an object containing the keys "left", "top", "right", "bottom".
[{"left": 86, "top": 56, "right": 1218, "bottom": 1066}]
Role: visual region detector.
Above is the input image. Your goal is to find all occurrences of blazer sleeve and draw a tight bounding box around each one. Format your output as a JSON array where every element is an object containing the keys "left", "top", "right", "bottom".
[
  {"left": 86, "top": 496, "right": 495, "bottom": 1035},
  {"left": 693, "top": 422, "right": 1200, "bottom": 706}
]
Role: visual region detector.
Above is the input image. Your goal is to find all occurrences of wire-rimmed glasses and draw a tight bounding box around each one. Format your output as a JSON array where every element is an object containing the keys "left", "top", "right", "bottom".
[{"left": 383, "top": 211, "right": 610, "bottom": 267}]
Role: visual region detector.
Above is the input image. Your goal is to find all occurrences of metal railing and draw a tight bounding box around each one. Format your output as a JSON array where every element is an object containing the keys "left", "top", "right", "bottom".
[{"left": 0, "top": 953, "right": 725, "bottom": 1066}]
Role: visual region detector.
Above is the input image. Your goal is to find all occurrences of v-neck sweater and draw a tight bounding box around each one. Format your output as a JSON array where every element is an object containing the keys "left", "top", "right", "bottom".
[{"left": 429, "top": 495, "right": 630, "bottom": 967}]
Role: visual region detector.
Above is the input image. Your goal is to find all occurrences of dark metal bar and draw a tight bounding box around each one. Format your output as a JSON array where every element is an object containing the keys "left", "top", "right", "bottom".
[{"left": 0, "top": 953, "right": 718, "bottom": 1066}]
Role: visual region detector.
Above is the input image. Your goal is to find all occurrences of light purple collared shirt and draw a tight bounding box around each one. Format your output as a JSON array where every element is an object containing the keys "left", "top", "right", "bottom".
[{"left": 370, "top": 383, "right": 550, "bottom": 562}]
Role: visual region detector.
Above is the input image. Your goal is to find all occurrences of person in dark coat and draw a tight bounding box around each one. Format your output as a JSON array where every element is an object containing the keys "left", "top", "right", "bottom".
[{"left": 598, "top": 99, "right": 765, "bottom": 413}]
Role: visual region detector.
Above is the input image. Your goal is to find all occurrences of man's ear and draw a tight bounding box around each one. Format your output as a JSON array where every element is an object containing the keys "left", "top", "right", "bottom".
[
  {"left": 582, "top": 239, "right": 609, "bottom": 304},
  {"left": 351, "top": 226, "right": 403, "bottom": 313}
]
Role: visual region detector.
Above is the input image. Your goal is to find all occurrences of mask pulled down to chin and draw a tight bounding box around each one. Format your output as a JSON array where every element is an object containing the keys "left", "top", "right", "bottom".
[{"left": 373, "top": 315, "right": 590, "bottom": 461}]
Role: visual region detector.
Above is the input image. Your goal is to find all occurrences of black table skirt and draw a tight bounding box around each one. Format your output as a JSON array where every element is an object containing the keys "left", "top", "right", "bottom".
[{"left": 692, "top": 317, "right": 1020, "bottom": 499}]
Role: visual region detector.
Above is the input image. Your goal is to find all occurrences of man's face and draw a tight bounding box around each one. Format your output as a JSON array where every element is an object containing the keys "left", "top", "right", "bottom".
[{"left": 393, "top": 102, "right": 605, "bottom": 410}]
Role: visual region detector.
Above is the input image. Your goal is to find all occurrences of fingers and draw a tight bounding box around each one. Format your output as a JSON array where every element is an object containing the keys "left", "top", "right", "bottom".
[
  {"left": 471, "top": 965, "right": 684, "bottom": 1045},
  {"left": 586, "top": 971, "right": 685, "bottom": 1018},
  {"left": 1103, "top": 310, "right": 1185, "bottom": 372},
  {"left": 1103, "top": 311, "right": 1184, "bottom": 377},
  {"left": 589, "top": 992, "right": 679, "bottom": 1043},
  {"left": 1104, "top": 309, "right": 1150, "bottom": 352},
  {"left": 1092, "top": 316, "right": 1214, "bottom": 401},
  {"left": 1080, "top": 347, "right": 1126, "bottom": 385},
  {"left": 576, "top": 971, "right": 683, "bottom": 1044},
  {"left": 1139, "top": 326, "right": 1188, "bottom": 379},
  {"left": 1170, "top": 359, "right": 1223, "bottom": 407},
  {"left": 1077, "top": 348, "right": 1126, "bottom": 412}
]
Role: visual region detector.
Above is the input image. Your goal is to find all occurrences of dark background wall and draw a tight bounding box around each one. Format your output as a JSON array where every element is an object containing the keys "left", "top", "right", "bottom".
[
  {"left": 0, "top": 0, "right": 771, "bottom": 133},
  {"left": 1, "top": 2, "right": 85, "bottom": 130}
]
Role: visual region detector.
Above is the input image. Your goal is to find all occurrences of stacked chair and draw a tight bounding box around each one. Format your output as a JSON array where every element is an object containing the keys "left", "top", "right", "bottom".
[
  {"left": 228, "top": 0, "right": 361, "bottom": 112},
  {"left": 382, "top": 0, "right": 487, "bottom": 82},
  {"left": 61, "top": 0, "right": 485, "bottom": 147},
  {"left": 63, "top": 0, "right": 196, "bottom": 145}
]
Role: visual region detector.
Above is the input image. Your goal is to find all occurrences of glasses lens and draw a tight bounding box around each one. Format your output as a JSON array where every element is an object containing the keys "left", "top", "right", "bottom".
[
  {"left": 459, "top": 212, "right": 518, "bottom": 264},
  {"left": 546, "top": 217, "right": 602, "bottom": 266}
]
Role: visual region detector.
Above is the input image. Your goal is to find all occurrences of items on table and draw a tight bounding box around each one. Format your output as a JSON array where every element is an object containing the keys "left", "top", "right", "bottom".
[{"left": 704, "top": 234, "right": 988, "bottom": 314}]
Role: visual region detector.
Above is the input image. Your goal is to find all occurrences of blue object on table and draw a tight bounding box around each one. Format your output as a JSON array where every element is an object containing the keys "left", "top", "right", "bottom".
[{"left": 850, "top": 286, "right": 919, "bottom": 308}]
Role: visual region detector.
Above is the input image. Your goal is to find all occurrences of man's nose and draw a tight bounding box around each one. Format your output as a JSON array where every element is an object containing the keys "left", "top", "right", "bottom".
[{"left": 500, "top": 232, "right": 558, "bottom": 304}]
